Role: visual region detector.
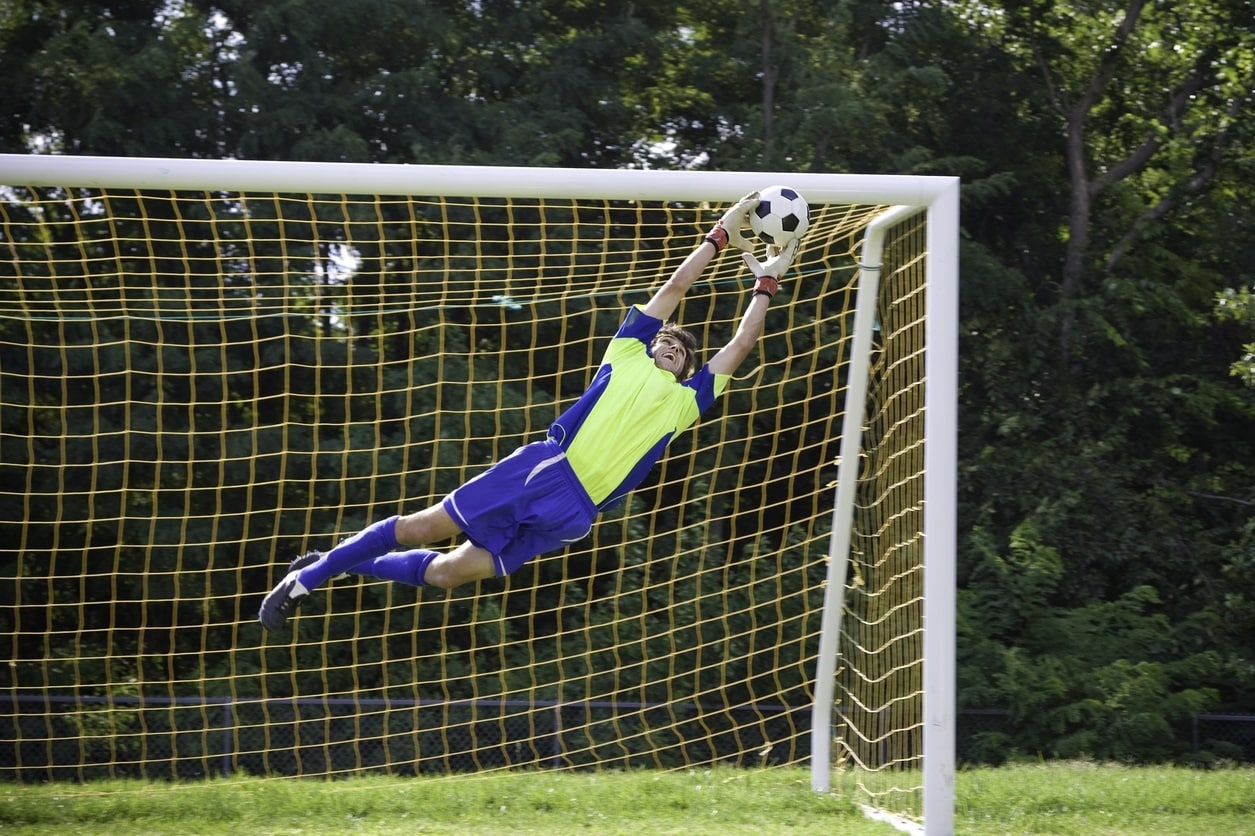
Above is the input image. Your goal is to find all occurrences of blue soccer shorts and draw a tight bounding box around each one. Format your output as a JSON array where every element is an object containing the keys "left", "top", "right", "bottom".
[{"left": 442, "top": 439, "right": 598, "bottom": 577}]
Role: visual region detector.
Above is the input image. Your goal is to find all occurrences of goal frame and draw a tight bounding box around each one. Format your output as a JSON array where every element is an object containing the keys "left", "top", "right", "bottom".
[{"left": 0, "top": 153, "right": 958, "bottom": 835}]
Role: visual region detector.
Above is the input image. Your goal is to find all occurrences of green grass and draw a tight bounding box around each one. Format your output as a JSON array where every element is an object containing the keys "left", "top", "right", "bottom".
[
  {"left": 1, "top": 763, "right": 1252, "bottom": 835},
  {"left": 956, "top": 761, "right": 1255, "bottom": 835}
]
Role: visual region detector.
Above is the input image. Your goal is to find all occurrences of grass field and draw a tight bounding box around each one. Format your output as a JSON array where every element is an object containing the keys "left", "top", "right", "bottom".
[{"left": 2, "top": 762, "right": 1252, "bottom": 834}]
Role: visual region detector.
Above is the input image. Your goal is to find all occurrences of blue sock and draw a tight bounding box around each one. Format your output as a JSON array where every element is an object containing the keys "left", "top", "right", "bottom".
[
  {"left": 297, "top": 515, "right": 400, "bottom": 590},
  {"left": 348, "top": 549, "right": 439, "bottom": 588}
]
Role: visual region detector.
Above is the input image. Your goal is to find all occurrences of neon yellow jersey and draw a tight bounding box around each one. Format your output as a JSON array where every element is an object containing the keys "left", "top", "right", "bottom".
[{"left": 547, "top": 306, "right": 731, "bottom": 509}]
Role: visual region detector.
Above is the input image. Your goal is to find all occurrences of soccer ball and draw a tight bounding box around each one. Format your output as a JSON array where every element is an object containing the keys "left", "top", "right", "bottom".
[{"left": 750, "top": 185, "right": 810, "bottom": 246}]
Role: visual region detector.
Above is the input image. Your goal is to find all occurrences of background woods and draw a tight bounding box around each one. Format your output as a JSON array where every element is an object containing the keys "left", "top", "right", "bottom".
[{"left": 2, "top": 0, "right": 1254, "bottom": 764}]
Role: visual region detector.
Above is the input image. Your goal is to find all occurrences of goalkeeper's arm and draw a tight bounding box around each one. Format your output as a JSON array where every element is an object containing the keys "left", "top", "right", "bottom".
[
  {"left": 708, "top": 239, "right": 799, "bottom": 376},
  {"left": 641, "top": 193, "right": 758, "bottom": 322}
]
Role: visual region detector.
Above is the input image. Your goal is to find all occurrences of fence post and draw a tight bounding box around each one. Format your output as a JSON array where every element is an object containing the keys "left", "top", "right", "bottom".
[
  {"left": 551, "top": 703, "right": 563, "bottom": 769},
  {"left": 220, "top": 699, "right": 234, "bottom": 777}
]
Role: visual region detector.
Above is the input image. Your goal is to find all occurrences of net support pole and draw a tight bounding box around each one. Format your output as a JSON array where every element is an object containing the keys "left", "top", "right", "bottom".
[
  {"left": 921, "top": 179, "right": 960, "bottom": 836},
  {"left": 810, "top": 204, "right": 921, "bottom": 794}
]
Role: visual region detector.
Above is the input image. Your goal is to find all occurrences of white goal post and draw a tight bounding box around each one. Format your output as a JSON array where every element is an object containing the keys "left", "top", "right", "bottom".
[{"left": 0, "top": 153, "right": 957, "bottom": 835}]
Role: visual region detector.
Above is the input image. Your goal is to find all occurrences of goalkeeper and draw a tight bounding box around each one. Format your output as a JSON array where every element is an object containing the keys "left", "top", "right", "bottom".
[{"left": 260, "top": 193, "right": 799, "bottom": 631}]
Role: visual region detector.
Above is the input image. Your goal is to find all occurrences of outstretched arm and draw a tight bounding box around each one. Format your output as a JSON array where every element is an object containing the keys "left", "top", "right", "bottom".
[
  {"left": 707, "top": 240, "right": 800, "bottom": 376},
  {"left": 641, "top": 193, "right": 759, "bottom": 322},
  {"left": 640, "top": 237, "right": 717, "bottom": 322}
]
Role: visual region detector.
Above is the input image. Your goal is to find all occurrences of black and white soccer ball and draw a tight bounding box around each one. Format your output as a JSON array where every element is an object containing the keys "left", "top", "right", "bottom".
[{"left": 750, "top": 185, "right": 810, "bottom": 246}]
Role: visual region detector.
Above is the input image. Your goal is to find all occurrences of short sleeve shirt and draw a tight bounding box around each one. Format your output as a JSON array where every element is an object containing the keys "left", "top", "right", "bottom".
[{"left": 547, "top": 305, "right": 731, "bottom": 509}]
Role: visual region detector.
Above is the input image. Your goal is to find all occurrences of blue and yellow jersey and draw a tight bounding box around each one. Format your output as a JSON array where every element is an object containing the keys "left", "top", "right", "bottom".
[{"left": 548, "top": 305, "right": 731, "bottom": 510}]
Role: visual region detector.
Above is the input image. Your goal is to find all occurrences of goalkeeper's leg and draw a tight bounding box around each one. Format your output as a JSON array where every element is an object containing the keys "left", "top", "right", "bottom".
[
  {"left": 352, "top": 541, "right": 496, "bottom": 589},
  {"left": 294, "top": 515, "right": 401, "bottom": 589},
  {"left": 259, "top": 522, "right": 402, "bottom": 631},
  {"left": 293, "top": 505, "right": 466, "bottom": 589},
  {"left": 258, "top": 525, "right": 393, "bottom": 632}
]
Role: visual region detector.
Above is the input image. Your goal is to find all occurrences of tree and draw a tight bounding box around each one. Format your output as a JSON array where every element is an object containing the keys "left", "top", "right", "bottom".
[
  {"left": 944, "top": 0, "right": 1255, "bottom": 745},
  {"left": 1004, "top": 0, "right": 1255, "bottom": 355},
  {"left": 1217, "top": 286, "right": 1255, "bottom": 387},
  {"left": 5, "top": 0, "right": 1255, "bottom": 762}
]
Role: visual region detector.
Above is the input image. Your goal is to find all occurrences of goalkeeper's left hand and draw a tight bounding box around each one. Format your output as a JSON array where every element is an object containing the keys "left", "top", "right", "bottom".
[
  {"left": 742, "top": 238, "right": 800, "bottom": 299},
  {"left": 704, "top": 192, "right": 759, "bottom": 253}
]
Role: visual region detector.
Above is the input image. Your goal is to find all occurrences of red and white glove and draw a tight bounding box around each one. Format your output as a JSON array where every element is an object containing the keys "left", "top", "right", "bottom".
[
  {"left": 704, "top": 191, "right": 759, "bottom": 253},
  {"left": 742, "top": 238, "right": 800, "bottom": 298}
]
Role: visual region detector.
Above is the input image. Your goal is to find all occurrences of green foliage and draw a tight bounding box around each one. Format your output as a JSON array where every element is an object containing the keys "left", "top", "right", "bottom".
[
  {"left": 1216, "top": 286, "right": 1255, "bottom": 387},
  {"left": 3, "top": 0, "right": 1255, "bottom": 767},
  {"left": 962, "top": 570, "right": 1228, "bottom": 762},
  {"left": 942, "top": 0, "right": 1255, "bottom": 762}
]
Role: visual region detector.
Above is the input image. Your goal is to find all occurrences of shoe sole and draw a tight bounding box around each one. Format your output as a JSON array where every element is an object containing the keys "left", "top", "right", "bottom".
[
  {"left": 289, "top": 551, "right": 322, "bottom": 573},
  {"left": 258, "top": 573, "right": 307, "bottom": 631}
]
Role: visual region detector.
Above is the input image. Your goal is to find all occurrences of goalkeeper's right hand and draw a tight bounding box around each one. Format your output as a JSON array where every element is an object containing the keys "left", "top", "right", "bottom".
[
  {"left": 704, "top": 192, "right": 759, "bottom": 253},
  {"left": 742, "top": 238, "right": 800, "bottom": 299}
]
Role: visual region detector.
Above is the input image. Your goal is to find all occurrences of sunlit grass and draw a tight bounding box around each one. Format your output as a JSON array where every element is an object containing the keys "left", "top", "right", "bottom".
[
  {"left": 956, "top": 761, "right": 1255, "bottom": 835},
  {"left": 0, "top": 768, "right": 873, "bottom": 836},
  {"left": 1, "top": 762, "right": 1252, "bottom": 835}
]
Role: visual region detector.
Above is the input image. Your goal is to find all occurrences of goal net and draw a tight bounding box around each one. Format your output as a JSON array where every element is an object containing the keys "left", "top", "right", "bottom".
[{"left": 0, "top": 156, "right": 955, "bottom": 832}]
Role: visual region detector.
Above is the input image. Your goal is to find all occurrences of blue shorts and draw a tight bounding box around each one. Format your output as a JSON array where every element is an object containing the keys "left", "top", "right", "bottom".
[{"left": 442, "top": 439, "right": 598, "bottom": 577}]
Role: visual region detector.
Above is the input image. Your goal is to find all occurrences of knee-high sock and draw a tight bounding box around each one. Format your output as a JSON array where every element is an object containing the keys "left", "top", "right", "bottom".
[
  {"left": 296, "top": 515, "right": 400, "bottom": 590},
  {"left": 348, "top": 549, "right": 438, "bottom": 588}
]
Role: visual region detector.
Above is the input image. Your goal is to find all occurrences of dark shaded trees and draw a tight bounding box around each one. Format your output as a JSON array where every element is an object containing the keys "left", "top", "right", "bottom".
[{"left": 3, "top": 0, "right": 1254, "bottom": 762}]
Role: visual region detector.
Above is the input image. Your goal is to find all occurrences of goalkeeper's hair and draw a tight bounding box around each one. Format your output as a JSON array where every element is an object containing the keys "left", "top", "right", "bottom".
[{"left": 659, "top": 323, "right": 699, "bottom": 380}]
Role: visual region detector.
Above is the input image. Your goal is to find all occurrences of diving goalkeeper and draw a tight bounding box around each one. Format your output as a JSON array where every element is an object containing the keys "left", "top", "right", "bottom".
[{"left": 259, "top": 193, "right": 799, "bottom": 631}]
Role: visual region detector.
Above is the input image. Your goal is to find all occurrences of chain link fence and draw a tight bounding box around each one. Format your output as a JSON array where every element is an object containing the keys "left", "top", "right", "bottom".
[
  {"left": 1, "top": 693, "right": 808, "bottom": 781},
  {"left": 957, "top": 708, "right": 1255, "bottom": 766},
  {"left": 3, "top": 695, "right": 1252, "bottom": 781}
]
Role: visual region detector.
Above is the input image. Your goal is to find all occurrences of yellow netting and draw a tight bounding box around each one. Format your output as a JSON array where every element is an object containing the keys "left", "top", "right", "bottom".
[
  {"left": 0, "top": 183, "right": 926, "bottom": 815},
  {"left": 836, "top": 215, "right": 929, "bottom": 819}
]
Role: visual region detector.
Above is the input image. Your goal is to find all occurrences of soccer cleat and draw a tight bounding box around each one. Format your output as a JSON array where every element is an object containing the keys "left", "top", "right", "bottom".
[
  {"left": 258, "top": 571, "right": 310, "bottom": 631},
  {"left": 288, "top": 550, "right": 322, "bottom": 573},
  {"left": 288, "top": 549, "right": 348, "bottom": 581}
]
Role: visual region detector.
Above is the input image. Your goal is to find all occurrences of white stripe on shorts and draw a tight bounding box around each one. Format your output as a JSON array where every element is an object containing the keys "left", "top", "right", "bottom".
[{"left": 524, "top": 451, "right": 567, "bottom": 486}]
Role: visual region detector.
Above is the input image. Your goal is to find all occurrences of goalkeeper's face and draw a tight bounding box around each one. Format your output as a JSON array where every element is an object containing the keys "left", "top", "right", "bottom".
[{"left": 652, "top": 328, "right": 697, "bottom": 381}]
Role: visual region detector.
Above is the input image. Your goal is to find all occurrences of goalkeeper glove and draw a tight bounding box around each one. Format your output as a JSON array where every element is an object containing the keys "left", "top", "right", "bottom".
[
  {"left": 704, "top": 192, "right": 759, "bottom": 253},
  {"left": 743, "top": 238, "right": 800, "bottom": 298}
]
